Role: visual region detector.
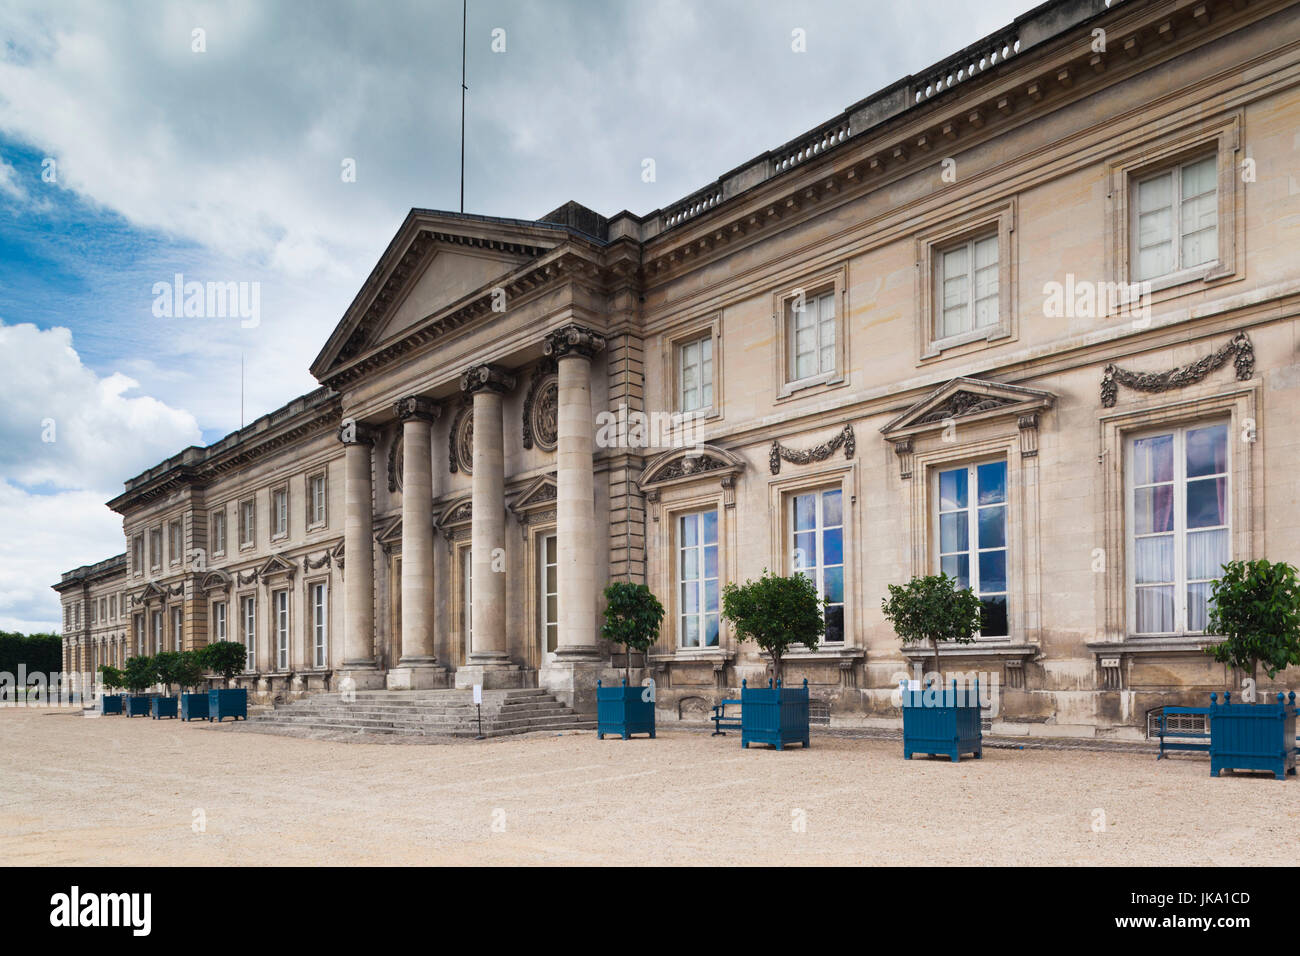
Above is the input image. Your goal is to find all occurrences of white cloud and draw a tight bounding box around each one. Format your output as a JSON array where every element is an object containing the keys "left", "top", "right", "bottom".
[{"left": 0, "top": 153, "right": 26, "bottom": 201}]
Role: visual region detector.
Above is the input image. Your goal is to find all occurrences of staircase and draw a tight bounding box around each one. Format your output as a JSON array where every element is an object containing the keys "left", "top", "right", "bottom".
[{"left": 241, "top": 688, "right": 596, "bottom": 740}]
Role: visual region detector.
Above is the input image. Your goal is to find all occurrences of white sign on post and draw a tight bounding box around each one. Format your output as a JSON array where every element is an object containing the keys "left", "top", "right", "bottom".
[{"left": 473, "top": 684, "right": 482, "bottom": 705}]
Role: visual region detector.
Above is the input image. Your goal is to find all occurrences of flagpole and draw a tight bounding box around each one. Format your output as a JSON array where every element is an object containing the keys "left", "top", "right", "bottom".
[{"left": 460, "top": 0, "right": 467, "bottom": 213}]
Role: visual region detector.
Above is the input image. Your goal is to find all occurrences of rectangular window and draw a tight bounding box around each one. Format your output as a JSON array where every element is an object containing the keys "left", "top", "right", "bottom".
[
  {"left": 678, "top": 510, "right": 720, "bottom": 648},
  {"left": 310, "top": 474, "right": 327, "bottom": 527},
  {"left": 151, "top": 610, "right": 163, "bottom": 653},
  {"left": 1128, "top": 422, "right": 1230, "bottom": 635},
  {"left": 539, "top": 536, "right": 557, "bottom": 656},
  {"left": 149, "top": 528, "right": 162, "bottom": 569},
  {"left": 132, "top": 535, "right": 144, "bottom": 574},
  {"left": 790, "top": 488, "right": 844, "bottom": 643},
  {"left": 168, "top": 520, "right": 183, "bottom": 565},
  {"left": 273, "top": 488, "right": 288, "bottom": 537},
  {"left": 239, "top": 499, "right": 255, "bottom": 547},
  {"left": 1132, "top": 154, "right": 1218, "bottom": 282},
  {"left": 678, "top": 336, "right": 713, "bottom": 413},
  {"left": 936, "top": 232, "right": 999, "bottom": 340},
  {"left": 462, "top": 548, "right": 473, "bottom": 654},
  {"left": 213, "top": 601, "right": 227, "bottom": 642},
  {"left": 311, "top": 583, "right": 327, "bottom": 668},
  {"left": 241, "top": 595, "right": 257, "bottom": 671},
  {"left": 171, "top": 606, "right": 183, "bottom": 650},
  {"left": 788, "top": 290, "right": 837, "bottom": 382},
  {"left": 211, "top": 509, "right": 226, "bottom": 555},
  {"left": 109, "top": 596, "right": 116, "bottom": 620},
  {"left": 936, "top": 460, "right": 1009, "bottom": 638},
  {"left": 134, "top": 614, "right": 144, "bottom": 654},
  {"left": 274, "top": 589, "right": 289, "bottom": 670}
]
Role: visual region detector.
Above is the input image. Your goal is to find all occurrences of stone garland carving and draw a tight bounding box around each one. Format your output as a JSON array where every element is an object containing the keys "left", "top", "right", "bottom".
[
  {"left": 387, "top": 431, "right": 404, "bottom": 493},
  {"left": 916, "top": 391, "right": 1016, "bottom": 424},
  {"left": 653, "top": 454, "right": 727, "bottom": 482},
  {"left": 769, "top": 424, "right": 855, "bottom": 475},
  {"left": 522, "top": 360, "right": 559, "bottom": 452},
  {"left": 1101, "top": 331, "right": 1255, "bottom": 408},
  {"left": 448, "top": 403, "right": 473, "bottom": 475},
  {"left": 303, "top": 552, "right": 332, "bottom": 572},
  {"left": 237, "top": 570, "right": 259, "bottom": 585}
]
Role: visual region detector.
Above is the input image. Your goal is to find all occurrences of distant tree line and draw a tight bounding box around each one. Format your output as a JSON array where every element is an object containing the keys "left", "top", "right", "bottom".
[{"left": 0, "top": 632, "right": 63, "bottom": 675}]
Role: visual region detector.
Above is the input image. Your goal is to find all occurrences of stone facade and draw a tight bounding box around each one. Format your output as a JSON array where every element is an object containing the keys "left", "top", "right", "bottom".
[{"left": 57, "top": 0, "right": 1300, "bottom": 736}]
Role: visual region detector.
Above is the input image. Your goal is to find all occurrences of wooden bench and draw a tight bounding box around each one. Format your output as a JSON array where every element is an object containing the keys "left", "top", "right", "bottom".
[
  {"left": 1155, "top": 706, "right": 1211, "bottom": 759},
  {"left": 711, "top": 699, "right": 742, "bottom": 736}
]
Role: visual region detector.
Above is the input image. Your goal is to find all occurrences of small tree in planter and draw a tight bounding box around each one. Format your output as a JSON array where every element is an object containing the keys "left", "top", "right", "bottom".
[
  {"left": 1205, "top": 559, "right": 1300, "bottom": 687},
  {"left": 596, "top": 582, "right": 665, "bottom": 740},
  {"left": 881, "top": 573, "right": 983, "bottom": 683},
  {"left": 175, "top": 651, "right": 210, "bottom": 721},
  {"left": 201, "top": 641, "right": 250, "bottom": 722},
  {"left": 122, "top": 655, "right": 155, "bottom": 717},
  {"left": 881, "top": 573, "right": 985, "bottom": 761},
  {"left": 153, "top": 651, "right": 183, "bottom": 696},
  {"left": 97, "top": 665, "right": 125, "bottom": 714},
  {"left": 721, "top": 570, "right": 824, "bottom": 750},
  {"left": 1201, "top": 560, "right": 1300, "bottom": 779}
]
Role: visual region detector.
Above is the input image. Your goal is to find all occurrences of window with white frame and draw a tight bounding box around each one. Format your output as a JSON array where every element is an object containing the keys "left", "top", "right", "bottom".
[
  {"left": 239, "top": 499, "right": 255, "bottom": 547},
  {"left": 132, "top": 535, "right": 144, "bottom": 574},
  {"left": 678, "top": 336, "right": 713, "bottom": 413},
  {"left": 241, "top": 595, "right": 256, "bottom": 671},
  {"left": 151, "top": 610, "right": 163, "bottom": 653},
  {"left": 149, "top": 528, "right": 162, "bottom": 569},
  {"left": 274, "top": 589, "right": 289, "bottom": 669},
  {"left": 310, "top": 582, "right": 327, "bottom": 668},
  {"left": 1128, "top": 422, "right": 1230, "bottom": 635},
  {"left": 213, "top": 601, "right": 227, "bottom": 642},
  {"left": 171, "top": 606, "right": 183, "bottom": 650},
  {"left": 211, "top": 509, "right": 226, "bottom": 555},
  {"left": 790, "top": 488, "right": 844, "bottom": 643},
  {"left": 168, "top": 520, "right": 183, "bottom": 565},
  {"left": 677, "top": 510, "right": 720, "bottom": 648},
  {"left": 309, "top": 473, "right": 327, "bottom": 527},
  {"left": 133, "top": 614, "right": 144, "bottom": 654},
  {"left": 273, "top": 488, "right": 288, "bottom": 538},
  {"left": 461, "top": 548, "right": 472, "bottom": 654},
  {"left": 1132, "top": 154, "right": 1217, "bottom": 282},
  {"left": 539, "top": 536, "right": 557, "bottom": 657},
  {"left": 936, "top": 460, "right": 1009, "bottom": 638},
  {"left": 936, "top": 232, "right": 999, "bottom": 341},
  {"left": 788, "top": 289, "right": 837, "bottom": 383}
]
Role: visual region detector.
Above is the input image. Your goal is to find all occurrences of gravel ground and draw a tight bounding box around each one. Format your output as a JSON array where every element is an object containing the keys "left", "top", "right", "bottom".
[{"left": 2, "top": 707, "right": 1295, "bottom": 866}]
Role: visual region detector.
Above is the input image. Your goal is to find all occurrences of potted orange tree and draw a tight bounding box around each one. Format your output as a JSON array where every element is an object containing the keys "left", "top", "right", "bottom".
[
  {"left": 203, "top": 641, "right": 250, "bottom": 722},
  {"left": 596, "top": 582, "right": 664, "bottom": 740}
]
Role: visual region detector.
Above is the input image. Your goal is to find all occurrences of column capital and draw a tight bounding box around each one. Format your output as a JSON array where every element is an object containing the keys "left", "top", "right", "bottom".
[
  {"left": 338, "top": 418, "right": 376, "bottom": 446},
  {"left": 394, "top": 395, "right": 441, "bottom": 423},
  {"left": 460, "top": 363, "right": 516, "bottom": 395},
  {"left": 543, "top": 324, "right": 606, "bottom": 360}
]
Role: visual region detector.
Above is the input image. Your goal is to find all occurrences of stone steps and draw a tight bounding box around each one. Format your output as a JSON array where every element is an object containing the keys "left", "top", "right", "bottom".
[{"left": 243, "top": 688, "right": 595, "bottom": 740}]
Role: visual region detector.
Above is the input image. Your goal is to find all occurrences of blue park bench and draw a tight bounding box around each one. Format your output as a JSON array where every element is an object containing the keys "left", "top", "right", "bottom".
[{"left": 710, "top": 698, "right": 742, "bottom": 736}]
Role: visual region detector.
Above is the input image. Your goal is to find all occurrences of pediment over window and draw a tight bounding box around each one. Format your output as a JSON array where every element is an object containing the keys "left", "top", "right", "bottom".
[
  {"left": 376, "top": 515, "right": 403, "bottom": 555},
  {"left": 257, "top": 553, "right": 297, "bottom": 584},
  {"left": 199, "top": 570, "right": 232, "bottom": 593},
  {"left": 638, "top": 445, "right": 744, "bottom": 521},
  {"left": 136, "top": 581, "right": 170, "bottom": 605},
  {"left": 880, "top": 377, "right": 1056, "bottom": 440},
  {"left": 436, "top": 496, "right": 474, "bottom": 546}
]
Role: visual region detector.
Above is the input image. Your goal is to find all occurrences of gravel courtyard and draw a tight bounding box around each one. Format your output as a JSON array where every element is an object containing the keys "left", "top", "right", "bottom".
[{"left": 2, "top": 707, "right": 1295, "bottom": 866}]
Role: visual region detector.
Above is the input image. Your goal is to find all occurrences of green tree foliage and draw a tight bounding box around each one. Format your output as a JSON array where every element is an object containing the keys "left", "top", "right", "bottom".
[
  {"left": 97, "top": 664, "right": 125, "bottom": 692},
  {"left": 173, "top": 651, "right": 208, "bottom": 694},
  {"left": 1205, "top": 559, "right": 1300, "bottom": 683},
  {"left": 122, "top": 655, "right": 155, "bottom": 695},
  {"left": 721, "top": 569, "right": 824, "bottom": 685},
  {"left": 153, "top": 650, "right": 183, "bottom": 695},
  {"left": 0, "top": 632, "right": 62, "bottom": 676},
  {"left": 201, "top": 641, "right": 248, "bottom": 686},
  {"left": 601, "top": 582, "right": 665, "bottom": 684},
  {"left": 881, "top": 573, "right": 983, "bottom": 681}
]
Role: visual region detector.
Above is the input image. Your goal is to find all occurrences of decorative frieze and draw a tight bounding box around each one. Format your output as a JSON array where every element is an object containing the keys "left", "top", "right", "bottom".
[
  {"left": 769, "top": 424, "right": 855, "bottom": 475},
  {"left": 1100, "top": 331, "right": 1255, "bottom": 407}
]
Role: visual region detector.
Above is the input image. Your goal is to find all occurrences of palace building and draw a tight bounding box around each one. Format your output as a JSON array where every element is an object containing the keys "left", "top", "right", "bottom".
[{"left": 56, "top": 0, "right": 1300, "bottom": 738}]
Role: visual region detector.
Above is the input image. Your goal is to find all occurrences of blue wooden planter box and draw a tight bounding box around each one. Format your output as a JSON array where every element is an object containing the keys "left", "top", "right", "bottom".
[
  {"left": 151, "top": 695, "right": 178, "bottom": 719},
  {"left": 208, "top": 687, "right": 247, "bottom": 722},
  {"left": 740, "top": 679, "right": 810, "bottom": 750},
  {"left": 100, "top": 694, "right": 123, "bottom": 716},
  {"left": 901, "top": 679, "right": 983, "bottom": 762},
  {"left": 125, "top": 695, "right": 152, "bottom": 718},
  {"left": 1209, "top": 691, "right": 1297, "bottom": 780},
  {"left": 596, "top": 680, "right": 655, "bottom": 739},
  {"left": 181, "top": 693, "right": 210, "bottom": 721}
]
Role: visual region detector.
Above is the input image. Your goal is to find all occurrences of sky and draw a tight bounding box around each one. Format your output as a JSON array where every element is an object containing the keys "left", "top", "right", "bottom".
[{"left": 0, "top": 0, "right": 1036, "bottom": 631}]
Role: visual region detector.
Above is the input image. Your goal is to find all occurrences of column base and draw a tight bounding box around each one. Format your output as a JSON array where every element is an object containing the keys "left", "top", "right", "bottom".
[
  {"left": 539, "top": 658, "right": 603, "bottom": 714},
  {"left": 337, "top": 664, "right": 387, "bottom": 692},
  {"left": 386, "top": 661, "right": 450, "bottom": 690},
  {"left": 454, "top": 661, "right": 527, "bottom": 690}
]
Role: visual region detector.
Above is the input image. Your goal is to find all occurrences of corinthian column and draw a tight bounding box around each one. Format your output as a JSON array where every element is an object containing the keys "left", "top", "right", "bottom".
[
  {"left": 455, "top": 362, "right": 523, "bottom": 689},
  {"left": 388, "top": 395, "right": 447, "bottom": 690},
  {"left": 338, "top": 418, "right": 384, "bottom": 690},
  {"left": 540, "top": 324, "right": 606, "bottom": 711}
]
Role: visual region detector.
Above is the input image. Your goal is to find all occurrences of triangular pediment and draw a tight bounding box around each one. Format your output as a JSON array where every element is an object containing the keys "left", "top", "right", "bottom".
[
  {"left": 509, "top": 474, "right": 557, "bottom": 516},
  {"left": 310, "top": 210, "right": 572, "bottom": 381},
  {"left": 880, "top": 377, "right": 1055, "bottom": 439},
  {"left": 256, "top": 553, "right": 297, "bottom": 581}
]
